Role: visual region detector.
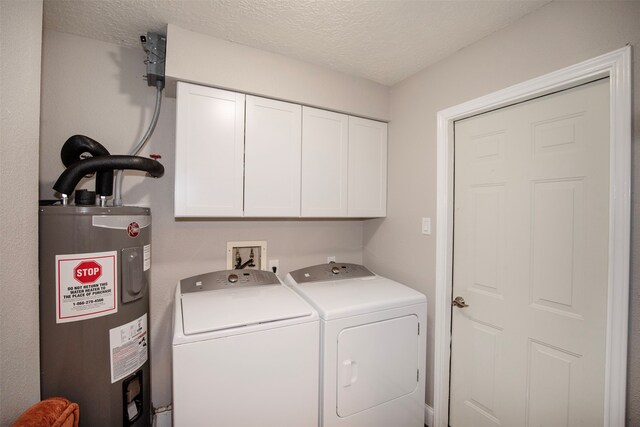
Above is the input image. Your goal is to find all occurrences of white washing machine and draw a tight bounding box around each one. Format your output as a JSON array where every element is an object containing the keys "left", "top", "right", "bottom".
[
  {"left": 285, "top": 263, "right": 427, "bottom": 427},
  {"left": 172, "top": 269, "right": 319, "bottom": 427}
]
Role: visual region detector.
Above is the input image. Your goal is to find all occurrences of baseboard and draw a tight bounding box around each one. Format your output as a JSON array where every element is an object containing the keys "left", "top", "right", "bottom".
[
  {"left": 424, "top": 403, "right": 434, "bottom": 427},
  {"left": 155, "top": 405, "right": 432, "bottom": 427},
  {"left": 153, "top": 409, "right": 172, "bottom": 427}
]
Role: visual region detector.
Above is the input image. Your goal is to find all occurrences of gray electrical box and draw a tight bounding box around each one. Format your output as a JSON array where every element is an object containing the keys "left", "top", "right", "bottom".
[{"left": 141, "top": 32, "right": 166, "bottom": 87}]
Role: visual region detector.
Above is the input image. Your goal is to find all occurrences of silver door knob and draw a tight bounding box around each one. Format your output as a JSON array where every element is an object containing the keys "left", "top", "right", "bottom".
[{"left": 452, "top": 296, "right": 469, "bottom": 308}]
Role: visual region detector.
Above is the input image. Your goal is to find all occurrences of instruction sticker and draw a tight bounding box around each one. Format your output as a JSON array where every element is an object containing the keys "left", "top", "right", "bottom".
[
  {"left": 143, "top": 244, "right": 151, "bottom": 271},
  {"left": 55, "top": 251, "right": 117, "bottom": 323},
  {"left": 109, "top": 313, "right": 148, "bottom": 384}
]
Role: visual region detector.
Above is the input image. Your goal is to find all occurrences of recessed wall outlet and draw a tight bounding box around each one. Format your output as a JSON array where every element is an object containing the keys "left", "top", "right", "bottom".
[
  {"left": 226, "top": 241, "right": 267, "bottom": 270},
  {"left": 327, "top": 256, "right": 336, "bottom": 263}
]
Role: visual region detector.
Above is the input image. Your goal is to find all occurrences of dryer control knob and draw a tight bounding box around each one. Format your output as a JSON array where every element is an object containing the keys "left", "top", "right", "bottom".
[
  {"left": 228, "top": 274, "right": 239, "bottom": 284},
  {"left": 331, "top": 266, "right": 340, "bottom": 275}
]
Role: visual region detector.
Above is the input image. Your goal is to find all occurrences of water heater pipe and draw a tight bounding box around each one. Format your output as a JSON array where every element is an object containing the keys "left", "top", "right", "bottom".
[
  {"left": 54, "top": 155, "right": 164, "bottom": 198},
  {"left": 60, "top": 134, "right": 114, "bottom": 197}
]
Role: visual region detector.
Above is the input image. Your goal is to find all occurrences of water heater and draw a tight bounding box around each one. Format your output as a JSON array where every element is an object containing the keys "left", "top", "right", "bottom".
[
  {"left": 39, "top": 134, "right": 164, "bottom": 426},
  {"left": 39, "top": 206, "right": 152, "bottom": 426}
]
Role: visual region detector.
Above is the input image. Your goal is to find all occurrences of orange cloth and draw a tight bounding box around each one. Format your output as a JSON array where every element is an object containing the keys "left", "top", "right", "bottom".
[{"left": 11, "top": 397, "right": 79, "bottom": 427}]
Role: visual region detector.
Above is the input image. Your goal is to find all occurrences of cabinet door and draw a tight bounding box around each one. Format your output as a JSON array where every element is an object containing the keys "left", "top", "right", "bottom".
[
  {"left": 245, "top": 96, "right": 302, "bottom": 217},
  {"left": 301, "top": 107, "right": 348, "bottom": 217},
  {"left": 175, "top": 82, "right": 245, "bottom": 217},
  {"left": 348, "top": 117, "right": 388, "bottom": 217}
]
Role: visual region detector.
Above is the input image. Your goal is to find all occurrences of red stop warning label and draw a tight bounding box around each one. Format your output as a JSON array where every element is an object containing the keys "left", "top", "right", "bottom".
[
  {"left": 57, "top": 251, "right": 117, "bottom": 323},
  {"left": 74, "top": 260, "right": 102, "bottom": 284}
]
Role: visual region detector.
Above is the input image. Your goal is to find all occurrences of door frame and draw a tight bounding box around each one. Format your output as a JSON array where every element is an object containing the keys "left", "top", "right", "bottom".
[{"left": 434, "top": 47, "right": 631, "bottom": 427}]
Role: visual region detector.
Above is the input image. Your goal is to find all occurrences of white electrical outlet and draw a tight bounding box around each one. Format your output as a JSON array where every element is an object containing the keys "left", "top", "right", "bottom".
[
  {"left": 268, "top": 259, "right": 279, "bottom": 274},
  {"left": 226, "top": 241, "right": 267, "bottom": 270},
  {"left": 327, "top": 256, "right": 336, "bottom": 263}
]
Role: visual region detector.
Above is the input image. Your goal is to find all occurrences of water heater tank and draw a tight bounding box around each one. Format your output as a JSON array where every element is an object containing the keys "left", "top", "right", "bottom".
[{"left": 39, "top": 205, "right": 151, "bottom": 426}]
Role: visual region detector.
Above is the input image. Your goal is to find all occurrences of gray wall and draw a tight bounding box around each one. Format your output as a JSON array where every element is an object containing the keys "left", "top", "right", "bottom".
[
  {"left": 363, "top": 1, "right": 640, "bottom": 423},
  {"left": 39, "top": 29, "right": 387, "bottom": 407},
  {"left": 12, "top": 1, "right": 640, "bottom": 423},
  {"left": 0, "top": 0, "right": 43, "bottom": 424},
  {"left": 165, "top": 24, "right": 390, "bottom": 121}
]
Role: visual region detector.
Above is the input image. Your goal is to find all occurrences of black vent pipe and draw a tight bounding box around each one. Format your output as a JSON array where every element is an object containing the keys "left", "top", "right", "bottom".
[
  {"left": 60, "top": 135, "right": 114, "bottom": 196},
  {"left": 54, "top": 155, "right": 164, "bottom": 197}
]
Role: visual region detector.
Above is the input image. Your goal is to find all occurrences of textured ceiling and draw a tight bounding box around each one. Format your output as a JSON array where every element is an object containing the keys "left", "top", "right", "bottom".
[{"left": 43, "top": 0, "right": 551, "bottom": 86}]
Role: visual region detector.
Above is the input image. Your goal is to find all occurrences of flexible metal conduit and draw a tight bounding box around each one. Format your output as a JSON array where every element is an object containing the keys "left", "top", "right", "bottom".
[{"left": 113, "top": 80, "right": 164, "bottom": 206}]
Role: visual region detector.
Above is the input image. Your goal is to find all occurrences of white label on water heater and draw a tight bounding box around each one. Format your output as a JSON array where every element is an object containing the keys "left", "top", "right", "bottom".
[
  {"left": 55, "top": 250, "right": 118, "bottom": 323},
  {"left": 143, "top": 244, "right": 151, "bottom": 271},
  {"left": 109, "top": 313, "right": 148, "bottom": 384}
]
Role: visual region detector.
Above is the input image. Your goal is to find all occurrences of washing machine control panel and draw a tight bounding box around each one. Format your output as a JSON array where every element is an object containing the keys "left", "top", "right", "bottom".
[
  {"left": 289, "top": 263, "right": 374, "bottom": 284},
  {"left": 180, "top": 269, "right": 281, "bottom": 293}
]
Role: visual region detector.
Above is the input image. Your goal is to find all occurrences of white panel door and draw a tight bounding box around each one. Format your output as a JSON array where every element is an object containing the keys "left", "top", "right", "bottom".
[
  {"left": 336, "top": 315, "right": 419, "bottom": 418},
  {"left": 450, "top": 79, "right": 610, "bottom": 426},
  {"left": 174, "top": 82, "right": 245, "bottom": 217},
  {"left": 301, "top": 107, "right": 349, "bottom": 217},
  {"left": 348, "top": 117, "right": 387, "bottom": 217},
  {"left": 244, "top": 96, "right": 302, "bottom": 217}
]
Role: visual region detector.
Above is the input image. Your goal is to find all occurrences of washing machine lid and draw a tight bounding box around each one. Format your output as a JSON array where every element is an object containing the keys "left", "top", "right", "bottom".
[
  {"left": 180, "top": 270, "right": 314, "bottom": 335},
  {"left": 286, "top": 268, "right": 426, "bottom": 321},
  {"left": 181, "top": 285, "right": 313, "bottom": 335}
]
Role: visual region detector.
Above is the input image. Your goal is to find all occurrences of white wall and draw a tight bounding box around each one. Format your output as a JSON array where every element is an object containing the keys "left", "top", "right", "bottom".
[
  {"left": 165, "top": 24, "right": 390, "bottom": 121},
  {"left": 39, "top": 29, "right": 387, "bottom": 407},
  {"left": 31, "top": 2, "right": 640, "bottom": 422},
  {"left": 0, "top": 1, "right": 43, "bottom": 423},
  {"left": 363, "top": 1, "right": 640, "bottom": 422}
]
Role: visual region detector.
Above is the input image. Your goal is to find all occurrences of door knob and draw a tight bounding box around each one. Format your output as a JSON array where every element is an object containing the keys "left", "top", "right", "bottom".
[{"left": 452, "top": 296, "right": 469, "bottom": 308}]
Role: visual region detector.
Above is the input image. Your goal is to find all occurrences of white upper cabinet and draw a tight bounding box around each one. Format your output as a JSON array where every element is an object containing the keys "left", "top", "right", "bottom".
[
  {"left": 244, "top": 96, "right": 302, "bottom": 217},
  {"left": 175, "top": 82, "right": 245, "bottom": 217},
  {"left": 347, "top": 117, "right": 388, "bottom": 217},
  {"left": 174, "top": 82, "right": 387, "bottom": 218},
  {"left": 301, "top": 107, "right": 349, "bottom": 217}
]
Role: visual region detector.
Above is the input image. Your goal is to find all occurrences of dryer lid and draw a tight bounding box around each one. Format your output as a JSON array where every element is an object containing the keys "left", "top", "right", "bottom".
[
  {"left": 285, "top": 275, "right": 426, "bottom": 321},
  {"left": 181, "top": 284, "right": 314, "bottom": 335}
]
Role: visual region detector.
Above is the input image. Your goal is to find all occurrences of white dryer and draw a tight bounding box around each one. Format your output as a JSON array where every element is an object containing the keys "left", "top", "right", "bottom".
[
  {"left": 285, "top": 263, "right": 427, "bottom": 427},
  {"left": 172, "top": 269, "right": 319, "bottom": 427}
]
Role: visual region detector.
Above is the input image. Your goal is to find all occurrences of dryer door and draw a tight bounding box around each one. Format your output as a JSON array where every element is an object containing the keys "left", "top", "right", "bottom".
[{"left": 336, "top": 314, "right": 419, "bottom": 417}]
